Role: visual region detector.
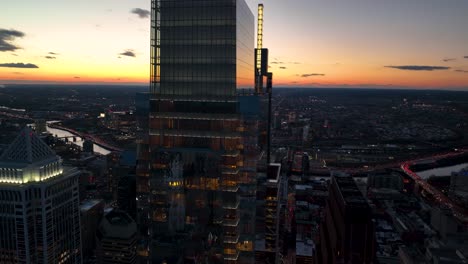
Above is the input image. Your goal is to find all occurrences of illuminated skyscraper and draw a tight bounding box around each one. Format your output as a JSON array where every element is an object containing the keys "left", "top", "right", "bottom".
[
  {"left": 0, "top": 127, "right": 82, "bottom": 263},
  {"left": 137, "top": 0, "right": 255, "bottom": 263}
]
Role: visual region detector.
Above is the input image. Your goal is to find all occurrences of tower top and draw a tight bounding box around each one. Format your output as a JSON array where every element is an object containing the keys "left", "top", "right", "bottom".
[
  {"left": 0, "top": 126, "right": 56, "bottom": 164},
  {"left": 0, "top": 127, "right": 62, "bottom": 184}
]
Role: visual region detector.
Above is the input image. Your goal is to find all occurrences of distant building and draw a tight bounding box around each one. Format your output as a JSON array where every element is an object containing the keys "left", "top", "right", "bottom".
[
  {"left": 118, "top": 174, "right": 136, "bottom": 219},
  {"left": 320, "top": 175, "right": 376, "bottom": 263},
  {"left": 106, "top": 151, "right": 120, "bottom": 201},
  {"left": 81, "top": 199, "right": 105, "bottom": 261},
  {"left": 430, "top": 207, "right": 468, "bottom": 243},
  {"left": 34, "top": 119, "right": 47, "bottom": 134},
  {"left": 367, "top": 170, "right": 403, "bottom": 191},
  {"left": 83, "top": 139, "right": 94, "bottom": 153},
  {"left": 96, "top": 209, "right": 137, "bottom": 264},
  {"left": 450, "top": 168, "right": 468, "bottom": 204},
  {"left": 0, "top": 127, "right": 82, "bottom": 263}
]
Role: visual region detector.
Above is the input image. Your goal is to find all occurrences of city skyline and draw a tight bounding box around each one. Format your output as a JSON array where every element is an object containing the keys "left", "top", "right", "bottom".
[{"left": 1, "top": 0, "right": 468, "bottom": 90}]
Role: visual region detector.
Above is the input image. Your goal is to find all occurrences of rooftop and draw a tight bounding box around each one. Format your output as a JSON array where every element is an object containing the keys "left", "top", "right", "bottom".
[
  {"left": 80, "top": 199, "right": 104, "bottom": 212},
  {"left": 0, "top": 126, "right": 56, "bottom": 164},
  {"left": 335, "top": 175, "right": 368, "bottom": 206}
]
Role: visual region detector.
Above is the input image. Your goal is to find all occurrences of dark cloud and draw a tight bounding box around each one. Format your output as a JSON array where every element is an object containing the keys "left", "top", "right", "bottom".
[
  {"left": 0, "top": 62, "right": 39, "bottom": 68},
  {"left": 45, "top": 56, "right": 56, "bottom": 59},
  {"left": 442, "top": 58, "right": 456, "bottom": 62},
  {"left": 271, "top": 61, "right": 284, "bottom": 64},
  {"left": 384, "top": 65, "right": 450, "bottom": 71},
  {"left": 300, "top": 73, "right": 325, "bottom": 77},
  {"left": 465, "top": 56, "right": 468, "bottom": 59},
  {"left": 291, "top": 62, "right": 301, "bottom": 64},
  {"left": 0, "top": 29, "right": 25, "bottom": 52},
  {"left": 454, "top": 70, "right": 468, "bottom": 73},
  {"left": 131, "top": 8, "right": 150, "bottom": 19},
  {"left": 74, "top": 76, "right": 80, "bottom": 79},
  {"left": 48, "top": 52, "right": 59, "bottom": 55},
  {"left": 119, "top": 50, "right": 136, "bottom": 57},
  {"left": 279, "top": 67, "right": 287, "bottom": 69}
]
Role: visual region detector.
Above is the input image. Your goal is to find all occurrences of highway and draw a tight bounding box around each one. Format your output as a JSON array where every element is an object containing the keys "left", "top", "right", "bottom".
[{"left": 400, "top": 149, "right": 468, "bottom": 222}]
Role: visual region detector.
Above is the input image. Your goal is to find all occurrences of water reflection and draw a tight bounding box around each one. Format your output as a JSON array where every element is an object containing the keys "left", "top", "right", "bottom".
[
  {"left": 46, "top": 125, "right": 111, "bottom": 155},
  {"left": 418, "top": 163, "right": 468, "bottom": 179}
]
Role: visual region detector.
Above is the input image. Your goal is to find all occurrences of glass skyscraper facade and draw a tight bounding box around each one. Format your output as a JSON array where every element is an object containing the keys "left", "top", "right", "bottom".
[{"left": 137, "top": 0, "right": 255, "bottom": 263}]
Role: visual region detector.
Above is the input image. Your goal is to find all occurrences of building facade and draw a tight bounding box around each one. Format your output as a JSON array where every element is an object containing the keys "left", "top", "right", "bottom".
[
  {"left": 320, "top": 175, "right": 376, "bottom": 264},
  {"left": 137, "top": 0, "right": 255, "bottom": 263},
  {"left": 97, "top": 209, "right": 137, "bottom": 264},
  {"left": 0, "top": 127, "right": 82, "bottom": 263}
]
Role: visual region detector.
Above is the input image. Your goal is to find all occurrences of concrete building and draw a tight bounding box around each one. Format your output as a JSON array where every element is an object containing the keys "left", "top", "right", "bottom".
[
  {"left": 368, "top": 170, "right": 404, "bottom": 191},
  {"left": 97, "top": 209, "right": 137, "bottom": 264},
  {"left": 255, "top": 163, "right": 284, "bottom": 263},
  {"left": 0, "top": 127, "right": 82, "bottom": 263},
  {"left": 320, "top": 175, "right": 376, "bottom": 263},
  {"left": 81, "top": 199, "right": 105, "bottom": 262}
]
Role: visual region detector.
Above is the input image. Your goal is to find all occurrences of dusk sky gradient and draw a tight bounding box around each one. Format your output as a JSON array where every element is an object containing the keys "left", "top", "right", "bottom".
[{"left": 1, "top": 0, "right": 468, "bottom": 89}]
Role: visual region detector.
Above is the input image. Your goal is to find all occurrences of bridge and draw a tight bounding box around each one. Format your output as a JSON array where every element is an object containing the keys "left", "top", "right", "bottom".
[
  {"left": 400, "top": 149, "right": 468, "bottom": 223},
  {"left": 48, "top": 124, "right": 122, "bottom": 152}
]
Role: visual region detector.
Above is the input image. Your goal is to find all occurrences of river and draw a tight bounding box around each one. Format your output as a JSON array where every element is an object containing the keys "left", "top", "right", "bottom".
[
  {"left": 418, "top": 163, "right": 468, "bottom": 179},
  {"left": 46, "top": 124, "right": 111, "bottom": 155}
]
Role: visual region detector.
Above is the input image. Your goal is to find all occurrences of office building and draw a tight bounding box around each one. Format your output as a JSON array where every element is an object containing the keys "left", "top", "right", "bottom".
[
  {"left": 136, "top": 0, "right": 255, "bottom": 262},
  {"left": 0, "top": 127, "right": 82, "bottom": 263},
  {"left": 97, "top": 209, "right": 137, "bottom": 264},
  {"left": 320, "top": 175, "right": 375, "bottom": 263},
  {"left": 80, "top": 199, "right": 105, "bottom": 261},
  {"left": 255, "top": 163, "right": 283, "bottom": 263}
]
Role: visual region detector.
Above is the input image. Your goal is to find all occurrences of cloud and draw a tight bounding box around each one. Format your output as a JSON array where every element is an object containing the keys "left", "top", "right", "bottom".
[
  {"left": 48, "top": 52, "right": 59, "bottom": 55},
  {"left": 119, "top": 49, "right": 136, "bottom": 57},
  {"left": 384, "top": 65, "right": 450, "bottom": 71},
  {"left": 465, "top": 56, "right": 468, "bottom": 59},
  {"left": 0, "top": 28, "right": 25, "bottom": 52},
  {"left": 442, "top": 58, "right": 456, "bottom": 62},
  {"left": 300, "top": 73, "right": 325, "bottom": 77},
  {"left": 279, "top": 67, "right": 287, "bottom": 69},
  {"left": 11, "top": 72, "right": 24, "bottom": 74},
  {"left": 45, "top": 56, "right": 56, "bottom": 59},
  {"left": 0, "top": 84, "right": 5, "bottom": 88},
  {"left": 0, "top": 62, "right": 39, "bottom": 68},
  {"left": 131, "top": 8, "right": 150, "bottom": 19},
  {"left": 74, "top": 76, "right": 80, "bottom": 79},
  {"left": 455, "top": 70, "right": 468, "bottom": 73},
  {"left": 271, "top": 61, "right": 284, "bottom": 64}
]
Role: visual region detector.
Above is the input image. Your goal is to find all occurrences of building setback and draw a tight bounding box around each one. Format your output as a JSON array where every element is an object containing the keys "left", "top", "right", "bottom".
[{"left": 0, "top": 127, "right": 82, "bottom": 263}]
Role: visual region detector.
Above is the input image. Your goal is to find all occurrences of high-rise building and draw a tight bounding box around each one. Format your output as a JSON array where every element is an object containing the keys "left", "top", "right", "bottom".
[
  {"left": 0, "top": 127, "right": 82, "bottom": 263},
  {"left": 80, "top": 199, "right": 105, "bottom": 261},
  {"left": 96, "top": 209, "right": 137, "bottom": 264},
  {"left": 136, "top": 0, "right": 255, "bottom": 262},
  {"left": 320, "top": 175, "right": 376, "bottom": 263},
  {"left": 255, "top": 163, "right": 284, "bottom": 263}
]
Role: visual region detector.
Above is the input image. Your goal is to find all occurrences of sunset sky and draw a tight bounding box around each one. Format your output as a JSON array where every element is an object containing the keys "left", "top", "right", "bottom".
[{"left": 1, "top": 0, "right": 468, "bottom": 89}]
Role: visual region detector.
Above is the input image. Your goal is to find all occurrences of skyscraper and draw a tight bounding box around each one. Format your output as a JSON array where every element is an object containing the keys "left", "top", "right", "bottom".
[
  {"left": 97, "top": 209, "right": 137, "bottom": 264},
  {"left": 0, "top": 127, "right": 82, "bottom": 263},
  {"left": 137, "top": 0, "right": 255, "bottom": 263},
  {"left": 320, "top": 175, "right": 376, "bottom": 264}
]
